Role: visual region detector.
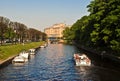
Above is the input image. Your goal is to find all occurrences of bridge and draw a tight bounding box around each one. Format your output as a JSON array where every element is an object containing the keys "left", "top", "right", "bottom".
[{"left": 47, "top": 37, "right": 64, "bottom": 44}]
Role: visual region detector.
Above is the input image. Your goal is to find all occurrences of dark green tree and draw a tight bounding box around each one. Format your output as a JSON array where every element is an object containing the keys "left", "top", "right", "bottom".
[
  {"left": 0, "top": 16, "right": 10, "bottom": 45},
  {"left": 88, "top": 0, "right": 120, "bottom": 52}
]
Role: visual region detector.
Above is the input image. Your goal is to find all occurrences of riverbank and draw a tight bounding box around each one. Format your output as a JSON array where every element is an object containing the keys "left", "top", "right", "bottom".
[
  {"left": 74, "top": 43, "right": 120, "bottom": 65},
  {"left": 0, "top": 42, "right": 44, "bottom": 67}
]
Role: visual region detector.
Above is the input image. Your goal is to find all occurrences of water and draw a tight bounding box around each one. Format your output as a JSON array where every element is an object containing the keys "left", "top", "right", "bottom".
[{"left": 0, "top": 44, "right": 120, "bottom": 81}]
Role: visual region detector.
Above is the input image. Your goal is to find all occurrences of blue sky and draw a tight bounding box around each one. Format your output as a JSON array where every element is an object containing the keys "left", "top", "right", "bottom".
[{"left": 0, "top": 0, "right": 91, "bottom": 31}]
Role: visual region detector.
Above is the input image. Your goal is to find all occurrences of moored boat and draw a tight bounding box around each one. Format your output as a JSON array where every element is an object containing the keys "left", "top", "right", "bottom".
[
  {"left": 19, "top": 51, "right": 29, "bottom": 59},
  {"left": 44, "top": 43, "right": 47, "bottom": 47},
  {"left": 74, "top": 53, "right": 91, "bottom": 66},
  {"left": 29, "top": 49, "right": 35, "bottom": 55},
  {"left": 12, "top": 56, "right": 25, "bottom": 63},
  {"left": 40, "top": 45, "right": 45, "bottom": 48},
  {"left": 40, "top": 43, "right": 48, "bottom": 48}
]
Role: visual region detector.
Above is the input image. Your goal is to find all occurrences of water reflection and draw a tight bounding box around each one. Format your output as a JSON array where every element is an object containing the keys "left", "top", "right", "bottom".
[
  {"left": 75, "top": 66, "right": 99, "bottom": 81},
  {"left": 12, "top": 63, "right": 25, "bottom": 66},
  {"left": 29, "top": 55, "right": 35, "bottom": 60},
  {"left": 0, "top": 44, "right": 120, "bottom": 81}
]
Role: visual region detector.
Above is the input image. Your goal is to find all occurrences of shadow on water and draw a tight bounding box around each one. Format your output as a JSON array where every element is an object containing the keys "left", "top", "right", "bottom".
[
  {"left": 75, "top": 48, "right": 120, "bottom": 81},
  {"left": 0, "top": 44, "right": 120, "bottom": 81}
]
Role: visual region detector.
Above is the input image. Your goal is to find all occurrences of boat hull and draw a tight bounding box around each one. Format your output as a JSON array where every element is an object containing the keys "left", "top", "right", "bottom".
[
  {"left": 74, "top": 54, "right": 91, "bottom": 66},
  {"left": 29, "top": 49, "right": 35, "bottom": 55},
  {"left": 75, "top": 60, "right": 91, "bottom": 66},
  {"left": 19, "top": 52, "right": 29, "bottom": 59},
  {"left": 12, "top": 56, "right": 25, "bottom": 63}
]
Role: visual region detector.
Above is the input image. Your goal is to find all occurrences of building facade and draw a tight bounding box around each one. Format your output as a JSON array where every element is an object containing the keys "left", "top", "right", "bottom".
[{"left": 44, "top": 23, "right": 66, "bottom": 43}]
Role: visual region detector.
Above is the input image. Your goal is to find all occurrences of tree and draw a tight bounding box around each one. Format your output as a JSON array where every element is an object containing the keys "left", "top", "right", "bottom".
[
  {"left": 28, "top": 28, "right": 43, "bottom": 42},
  {"left": 62, "top": 27, "right": 73, "bottom": 43},
  {"left": 63, "top": 0, "right": 120, "bottom": 53},
  {"left": 14, "top": 22, "right": 27, "bottom": 43},
  {"left": 88, "top": 0, "right": 120, "bottom": 52},
  {"left": 5, "top": 22, "right": 16, "bottom": 44},
  {"left": 0, "top": 16, "right": 10, "bottom": 45}
]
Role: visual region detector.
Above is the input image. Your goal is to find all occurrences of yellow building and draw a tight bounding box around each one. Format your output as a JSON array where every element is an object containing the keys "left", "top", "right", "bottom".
[{"left": 44, "top": 23, "right": 66, "bottom": 43}]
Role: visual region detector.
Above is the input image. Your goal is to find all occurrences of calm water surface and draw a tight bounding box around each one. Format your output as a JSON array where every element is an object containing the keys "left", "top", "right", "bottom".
[{"left": 0, "top": 44, "right": 120, "bottom": 81}]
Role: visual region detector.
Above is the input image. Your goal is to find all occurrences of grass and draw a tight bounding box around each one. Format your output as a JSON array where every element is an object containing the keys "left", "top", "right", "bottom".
[{"left": 0, "top": 41, "right": 44, "bottom": 61}]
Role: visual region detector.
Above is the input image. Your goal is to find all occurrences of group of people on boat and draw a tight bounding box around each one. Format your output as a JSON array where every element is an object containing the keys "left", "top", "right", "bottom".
[{"left": 74, "top": 53, "right": 91, "bottom": 66}]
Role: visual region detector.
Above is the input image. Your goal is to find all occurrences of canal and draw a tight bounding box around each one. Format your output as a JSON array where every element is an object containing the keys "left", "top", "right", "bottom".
[{"left": 0, "top": 44, "right": 120, "bottom": 81}]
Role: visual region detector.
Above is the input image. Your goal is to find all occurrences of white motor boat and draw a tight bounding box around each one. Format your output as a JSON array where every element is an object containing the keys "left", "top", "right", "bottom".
[
  {"left": 12, "top": 56, "right": 25, "bottom": 63},
  {"left": 19, "top": 51, "right": 29, "bottom": 59},
  {"left": 74, "top": 53, "right": 91, "bottom": 66},
  {"left": 44, "top": 43, "right": 47, "bottom": 47},
  {"left": 29, "top": 49, "right": 35, "bottom": 55},
  {"left": 40, "top": 45, "right": 45, "bottom": 48}
]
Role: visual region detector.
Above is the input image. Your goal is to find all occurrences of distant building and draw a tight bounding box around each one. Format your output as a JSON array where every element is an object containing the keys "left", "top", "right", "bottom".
[{"left": 44, "top": 23, "right": 67, "bottom": 43}]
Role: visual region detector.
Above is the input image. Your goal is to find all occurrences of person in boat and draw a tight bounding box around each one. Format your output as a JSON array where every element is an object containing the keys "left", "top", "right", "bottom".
[
  {"left": 79, "top": 54, "right": 86, "bottom": 60},
  {"left": 80, "top": 54, "right": 90, "bottom": 64},
  {"left": 74, "top": 54, "right": 81, "bottom": 62},
  {"left": 80, "top": 55, "right": 84, "bottom": 60}
]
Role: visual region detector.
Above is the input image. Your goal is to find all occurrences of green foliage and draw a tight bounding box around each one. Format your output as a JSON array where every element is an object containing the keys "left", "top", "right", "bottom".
[
  {"left": 5, "top": 27, "right": 15, "bottom": 39},
  {"left": 88, "top": 0, "right": 120, "bottom": 51},
  {"left": 110, "top": 40, "right": 120, "bottom": 51},
  {"left": 63, "top": 0, "right": 120, "bottom": 54},
  {"left": 62, "top": 27, "right": 73, "bottom": 43},
  {"left": 0, "top": 16, "right": 46, "bottom": 45}
]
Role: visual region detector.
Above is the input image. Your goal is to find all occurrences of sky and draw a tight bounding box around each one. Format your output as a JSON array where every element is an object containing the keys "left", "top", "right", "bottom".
[{"left": 0, "top": 0, "right": 91, "bottom": 31}]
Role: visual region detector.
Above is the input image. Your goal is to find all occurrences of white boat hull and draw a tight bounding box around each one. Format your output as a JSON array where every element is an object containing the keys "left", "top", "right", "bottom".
[
  {"left": 75, "top": 59, "right": 91, "bottom": 66},
  {"left": 29, "top": 49, "right": 35, "bottom": 55},
  {"left": 40, "top": 46, "right": 45, "bottom": 48},
  {"left": 12, "top": 56, "right": 25, "bottom": 63},
  {"left": 19, "top": 52, "right": 29, "bottom": 59}
]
